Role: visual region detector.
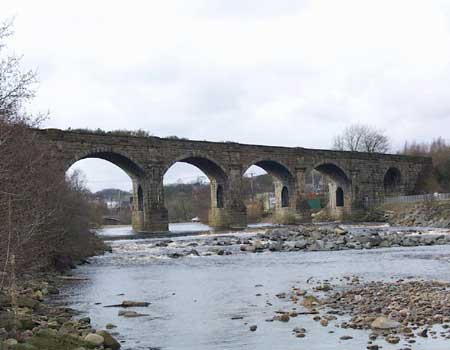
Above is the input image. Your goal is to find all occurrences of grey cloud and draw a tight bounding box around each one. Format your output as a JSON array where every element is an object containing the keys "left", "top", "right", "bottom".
[{"left": 4, "top": 0, "right": 450, "bottom": 190}]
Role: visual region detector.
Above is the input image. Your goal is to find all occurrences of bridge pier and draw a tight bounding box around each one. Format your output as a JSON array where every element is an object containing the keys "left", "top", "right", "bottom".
[
  {"left": 209, "top": 169, "right": 247, "bottom": 229},
  {"left": 131, "top": 175, "right": 169, "bottom": 233},
  {"left": 274, "top": 167, "right": 312, "bottom": 224}
]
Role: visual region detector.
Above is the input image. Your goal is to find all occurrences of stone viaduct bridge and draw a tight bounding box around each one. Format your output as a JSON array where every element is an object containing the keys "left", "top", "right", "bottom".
[{"left": 37, "top": 128, "right": 431, "bottom": 233}]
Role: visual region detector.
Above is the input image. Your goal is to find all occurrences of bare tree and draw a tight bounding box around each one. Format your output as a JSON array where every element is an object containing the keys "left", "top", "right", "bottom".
[
  {"left": 0, "top": 19, "right": 105, "bottom": 288},
  {"left": 0, "top": 19, "right": 37, "bottom": 121},
  {"left": 333, "top": 124, "right": 390, "bottom": 153}
]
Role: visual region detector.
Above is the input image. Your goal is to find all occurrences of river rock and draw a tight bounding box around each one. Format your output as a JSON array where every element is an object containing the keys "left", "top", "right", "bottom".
[
  {"left": 294, "top": 240, "right": 308, "bottom": 249},
  {"left": 386, "top": 335, "right": 400, "bottom": 344},
  {"left": 97, "top": 330, "right": 121, "bottom": 350},
  {"left": 118, "top": 310, "right": 149, "bottom": 318},
  {"left": 4, "top": 338, "right": 18, "bottom": 347},
  {"left": 371, "top": 317, "right": 401, "bottom": 329},
  {"left": 84, "top": 333, "right": 104, "bottom": 346},
  {"left": 120, "top": 300, "right": 150, "bottom": 307},
  {"left": 334, "top": 227, "right": 346, "bottom": 235}
]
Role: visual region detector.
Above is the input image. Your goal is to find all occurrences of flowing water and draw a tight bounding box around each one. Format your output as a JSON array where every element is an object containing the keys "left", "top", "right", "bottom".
[{"left": 59, "top": 223, "right": 450, "bottom": 350}]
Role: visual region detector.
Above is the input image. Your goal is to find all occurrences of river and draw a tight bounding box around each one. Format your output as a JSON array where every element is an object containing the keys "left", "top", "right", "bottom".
[{"left": 58, "top": 223, "right": 450, "bottom": 350}]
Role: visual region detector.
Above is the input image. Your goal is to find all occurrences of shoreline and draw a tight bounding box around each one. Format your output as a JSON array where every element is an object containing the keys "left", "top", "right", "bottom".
[{"left": 0, "top": 271, "right": 122, "bottom": 350}]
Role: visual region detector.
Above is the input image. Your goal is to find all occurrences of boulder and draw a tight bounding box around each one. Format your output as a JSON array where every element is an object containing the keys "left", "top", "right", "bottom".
[
  {"left": 97, "top": 331, "right": 120, "bottom": 350},
  {"left": 335, "top": 227, "right": 347, "bottom": 235},
  {"left": 84, "top": 333, "right": 104, "bottom": 347},
  {"left": 268, "top": 241, "right": 284, "bottom": 252},
  {"left": 371, "top": 316, "right": 401, "bottom": 329},
  {"left": 4, "top": 339, "right": 18, "bottom": 347},
  {"left": 294, "top": 240, "right": 308, "bottom": 249}
]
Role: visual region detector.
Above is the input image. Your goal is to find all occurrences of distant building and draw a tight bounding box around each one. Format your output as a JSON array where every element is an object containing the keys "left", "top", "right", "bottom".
[{"left": 255, "top": 192, "right": 276, "bottom": 211}]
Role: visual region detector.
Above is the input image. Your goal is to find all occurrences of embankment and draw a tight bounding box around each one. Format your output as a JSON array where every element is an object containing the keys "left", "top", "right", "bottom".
[{"left": 384, "top": 200, "right": 450, "bottom": 228}]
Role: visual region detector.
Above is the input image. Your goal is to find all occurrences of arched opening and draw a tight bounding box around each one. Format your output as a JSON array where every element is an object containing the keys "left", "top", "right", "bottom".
[
  {"left": 66, "top": 154, "right": 138, "bottom": 231},
  {"left": 216, "top": 184, "right": 224, "bottom": 208},
  {"left": 163, "top": 155, "right": 228, "bottom": 231},
  {"left": 243, "top": 160, "right": 295, "bottom": 224},
  {"left": 384, "top": 167, "right": 402, "bottom": 196},
  {"left": 314, "top": 162, "right": 351, "bottom": 212},
  {"left": 314, "top": 163, "right": 351, "bottom": 187},
  {"left": 242, "top": 165, "right": 274, "bottom": 223},
  {"left": 336, "top": 187, "right": 344, "bottom": 207},
  {"left": 137, "top": 185, "right": 144, "bottom": 211},
  {"left": 281, "top": 186, "right": 289, "bottom": 207}
]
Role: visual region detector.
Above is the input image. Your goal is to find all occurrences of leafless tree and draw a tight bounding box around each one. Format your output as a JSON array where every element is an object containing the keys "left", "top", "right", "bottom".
[
  {"left": 333, "top": 124, "right": 390, "bottom": 153},
  {"left": 0, "top": 19, "right": 105, "bottom": 289},
  {"left": 402, "top": 137, "right": 450, "bottom": 193}
]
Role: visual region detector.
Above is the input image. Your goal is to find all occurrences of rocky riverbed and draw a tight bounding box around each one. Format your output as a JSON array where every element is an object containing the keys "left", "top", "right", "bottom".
[
  {"left": 269, "top": 276, "right": 450, "bottom": 349},
  {"left": 239, "top": 224, "right": 450, "bottom": 254},
  {"left": 142, "top": 224, "right": 450, "bottom": 259},
  {"left": 0, "top": 274, "right": 126, "bottom": 350}
]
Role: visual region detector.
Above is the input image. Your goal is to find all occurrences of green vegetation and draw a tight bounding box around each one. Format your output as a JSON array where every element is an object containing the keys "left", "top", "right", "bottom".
[{"left": 66, "top": 127, "right": 152, "bottom": 137}]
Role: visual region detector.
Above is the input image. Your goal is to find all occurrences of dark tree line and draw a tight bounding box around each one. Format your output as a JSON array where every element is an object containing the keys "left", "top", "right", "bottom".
[{"left": 402, "top": 138, "right": 450, "bottom": 193}]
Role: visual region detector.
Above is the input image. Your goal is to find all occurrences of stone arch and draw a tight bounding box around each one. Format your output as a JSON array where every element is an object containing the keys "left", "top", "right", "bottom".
[
  {"left": 162, "top": 153, "right": 231, "bottom": 227},
  {"left": 313, "top": 162, "right": 351, "bottom": 217},
  {"left": 65, "top": 148, "right": 148, "bottom": 232},
  {"left": 313, "top": 161, "right": 351, "bottom": 188},
  {"left": 242, "top": 158, "right": 296, "bottom": 224},
  {"left": 384, "top": 167, "right": 402, "bottom": 195},
  {"left": 66, "top": 148, "right": 145, "bottom": 179},
  {"left": 242, "top": 158, "right": 295, "bottom": 182},
  {"left": 163, "top": 153, "right": 228, "bottom": 182},
  {"left": 163, "top": 154, "right": 229, "bottom": 208}
]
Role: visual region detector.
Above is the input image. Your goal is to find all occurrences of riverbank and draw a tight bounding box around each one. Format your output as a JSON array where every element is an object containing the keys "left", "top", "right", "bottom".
[
  {"left": 0, "top": 230, "right": 118, "bottom": 349},
  {"left": 0, "top": 273, "right": 123, "bottom": 350},
  {"left": 385, "top": 200, "right": 450, "bottom": 228}
]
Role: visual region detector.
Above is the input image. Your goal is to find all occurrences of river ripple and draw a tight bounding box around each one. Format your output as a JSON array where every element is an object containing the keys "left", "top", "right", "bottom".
[{"left": 59, "top": 224, "right": 450, "bottom": 350}]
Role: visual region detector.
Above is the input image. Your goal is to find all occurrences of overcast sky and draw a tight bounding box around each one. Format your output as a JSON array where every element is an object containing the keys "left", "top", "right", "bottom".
[{"left": 3, "top": 0, "right": 450, "bottom": 191}]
